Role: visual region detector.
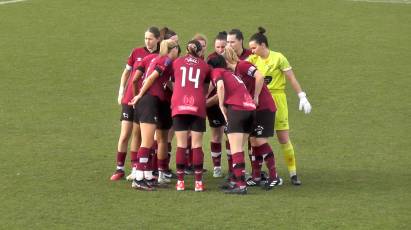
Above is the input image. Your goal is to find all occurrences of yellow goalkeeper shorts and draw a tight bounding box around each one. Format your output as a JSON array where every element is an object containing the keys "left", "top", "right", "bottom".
[{"left": 272, "top": 92, "right": 289, "bottom": 131}]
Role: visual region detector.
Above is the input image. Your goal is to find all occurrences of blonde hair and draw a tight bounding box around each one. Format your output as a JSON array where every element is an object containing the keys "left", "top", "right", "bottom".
[
  {"left": 222, "top": 46, "right": 239, "bottom": 64},
  {"left": 159, "top": 39, "right": 178, "bottom": 56},
  {"left": 192, "top": 33, "right": 208, "bottom": 46}
]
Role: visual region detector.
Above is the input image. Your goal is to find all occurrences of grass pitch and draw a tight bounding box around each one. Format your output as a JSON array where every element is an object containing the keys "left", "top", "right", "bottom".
[{"left": 1, "top": 0, "right": 410, "bottom": 229}]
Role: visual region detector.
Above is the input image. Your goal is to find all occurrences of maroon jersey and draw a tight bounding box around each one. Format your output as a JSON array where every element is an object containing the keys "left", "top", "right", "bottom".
[
  {"left": 171, "top": 54, "right": 211, "bottom": 118},
  {"left": 122, "top": 47, "right": 155, "bottom": 104},
  {"left": 205, "top": 52, "right": 221, "bottom": 99},
  {"left": 238, "top": 48, "right": 252, "bottom": 60},
  {"left": 235, "top": 61, "right": 276, "bottom": 112},
  {"left": 136, "top": 53, "right": 158, "bottom": 93},
  {"left": 141, "top": 55, "right": 173, "bottom": 102},
  {"left": 211, "top": 68, "right": 255, "bottom": 111},
  {"left": 206, "top": 52, "right": 219, "bottom": 62}
]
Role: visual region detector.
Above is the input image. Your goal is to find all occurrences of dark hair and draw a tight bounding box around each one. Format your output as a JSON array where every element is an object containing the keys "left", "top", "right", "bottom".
[
  {"left": 146, "top": 26, "right": 161, "bottom": 39},
  {"left": 249, "top": 27, "right": 269, "bottom": 48},
  {"left": 160, "top": 27, "right": 177, "bottom": 40},
  {"left": 186, "top": 40, "right": 202, "bottom": 57},
  {"left": 228, "top": 29, "right": 244, "bottom": 41},
  {"left": 207, "top": 55, "right": 227, "bottom": 68},
  {"left": 215, "top": 31, "right": 227, "bottom": 41}
]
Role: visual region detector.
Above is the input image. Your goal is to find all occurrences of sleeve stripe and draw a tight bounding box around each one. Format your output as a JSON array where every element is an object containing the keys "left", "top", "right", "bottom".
[
  {"left": 126, "top": 64, "right": 132, "bottom": 71},
  {"left": 154, "top": 66, "right": 163, "bottom": 75},
  {"left": 282, "top": 67, "right": 292, "bottom": 71}
]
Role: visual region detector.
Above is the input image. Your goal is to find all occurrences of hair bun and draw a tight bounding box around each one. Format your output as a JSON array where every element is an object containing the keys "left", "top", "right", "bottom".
[{"left": 257, "top": 27, "right": 266, "bottom": 34}]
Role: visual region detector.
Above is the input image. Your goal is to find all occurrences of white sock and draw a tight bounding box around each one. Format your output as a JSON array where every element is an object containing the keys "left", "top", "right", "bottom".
[
  {"left": 136, "top": 170, "right": 144, "bottom": 181},
  {"left": 144, "top": 170, "right": 153, "bottom": 180},
  {"left": 116, "top": 166, "right": 124, "bottom": 171}
]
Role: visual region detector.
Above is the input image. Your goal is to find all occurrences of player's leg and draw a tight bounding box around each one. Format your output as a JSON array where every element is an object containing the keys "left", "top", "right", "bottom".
[
  {"left": 156, "top": 129, "right": 170, "bottom": 184},
  {"left": 274, "top": 93, "right": 301, "bottom": 185},
  {"left": 210, "top": 127, "right": 224, "bottom": 177},
  {"left": 191, "top": 131, "right": 205, "bottom": 191},
  {"left": 126, "top": 122, "right": 141, "bottom": 181},
  {"left": 110, "top": 105, "right": 134, "bottom": 181},
  {"left": 277, "top": 130, "right": 301, "bottom": 185},
  {"left": 174, "top": 130, "right": 188, "bottom": 191},
  {"left": 223, "top": 108, "right": 252, "bottom": 194},
  {"left": 224, "top": 132, "right": 247, "bottom": 194},
  {"left": 249, "top": 109, "right": 281, "bottom": 188},
  {"left": 207, "top": 105, "right": 225, "bottom": 177},
  {"left": 131, "top": 122, "right": 156, "bottom": 190},
  {"left": 191, "top": 116, "right": 206, "bottom": 192},
  {"left": 173, "top": 115, "right": 190, "bottom": 191},
  {"left": 163, "top": 127, "right": 175, "bottom": 178},
  {"left": 131, "top": 95, "right": 158, "bottom": 190}
]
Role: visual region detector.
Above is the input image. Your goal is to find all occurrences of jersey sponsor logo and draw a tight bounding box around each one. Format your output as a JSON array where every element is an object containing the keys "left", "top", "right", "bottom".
[
  {"left": 264, "top": 76, "right": 272, "bottom": 84},
  {"left": 136, "top": 57, "right": 142, "bottom": 62},
  {"left": 243, "top": 102, "right": 256, "bottom": 109},
  {"left": 177, "top": 105, "right": 198, "bottom": 112},
  {"left": 179, "top": 95, "right": 198, "bottom": 111},
  {"left": 183, "top": 95, "right": 195, "bottom": 106},
  {"left": 185, "top": 56, "right": 199, "bottom": 65}
]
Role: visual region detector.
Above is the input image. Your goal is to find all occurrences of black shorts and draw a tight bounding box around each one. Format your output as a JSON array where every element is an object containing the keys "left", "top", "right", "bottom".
[
  {"left": 225, "top": 106, "right": 254, "bottom": 134},
  {"left": 135, "top": 94, "right": 172, "bottom": 130},
  {"left": 120, "top": 104, "right": 134, "bottom": 122},
  {"left": 173, "top": 115, "right": 206, "bottom": 132},
  {"left": 206, "top": 105, "right": 225, "bottom": 128},
  {"left": 158, "top": 100, "right": 172, "bottom": 130},
  {"left": 250, "top": 109, "right": 275, "bottom": 137}
]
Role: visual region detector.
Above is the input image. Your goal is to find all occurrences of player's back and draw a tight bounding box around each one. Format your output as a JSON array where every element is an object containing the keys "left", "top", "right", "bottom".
[{"left": 171, "top": 54, "right": 211, "bottom": 117}]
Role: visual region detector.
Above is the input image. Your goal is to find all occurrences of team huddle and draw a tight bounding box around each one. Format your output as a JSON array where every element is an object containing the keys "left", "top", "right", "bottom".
[{"left": 110, "top": 26, "right": 312, "bottom": 194}]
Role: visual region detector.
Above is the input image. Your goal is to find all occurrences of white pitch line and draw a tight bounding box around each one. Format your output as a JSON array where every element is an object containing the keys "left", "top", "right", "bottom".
[
  {"left": 0, "top": 0, "right": 28, "bottom": 5},
  {"left": 349, "top": 0, "right": 411, "bottom": 4}
]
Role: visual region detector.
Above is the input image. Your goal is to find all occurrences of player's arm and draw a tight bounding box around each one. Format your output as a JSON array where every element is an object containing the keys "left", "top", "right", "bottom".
[
  {"left": 284, "top": 69, "right": 311, "bottom": 114},
  {"left": 216, "top": 80, "right": 227, "bottom": 122},
  {"left": 118, "top": 67, "right": 131, "bottom": 104},
  {"left": 129, "top": 69, "right": 160, "bottom": 106},
  {"left": 253, "top": 69, "right": 264, "bottom": 106}
]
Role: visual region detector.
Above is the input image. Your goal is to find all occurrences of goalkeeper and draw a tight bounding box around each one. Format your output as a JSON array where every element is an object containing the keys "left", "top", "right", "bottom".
[{"left": 247, "top": 27, "right": 312, "bottom": 185}]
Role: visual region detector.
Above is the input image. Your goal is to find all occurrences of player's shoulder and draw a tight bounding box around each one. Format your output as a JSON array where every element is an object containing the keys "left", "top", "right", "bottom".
[
  {"left": 270, "top": 50, "right": 287, "bottom": 60},
  {"left": 247, "top": 54, "right": 259, "bottom": 63},
  {"left": 238, "top": 59, "right": 254, "bottom": 68},
  {"left": 131, "top": 47, "right": 146, "bottom": 55}
]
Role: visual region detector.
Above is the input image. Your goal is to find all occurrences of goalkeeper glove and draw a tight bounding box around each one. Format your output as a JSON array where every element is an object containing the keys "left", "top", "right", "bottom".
[{"left": 298, "top": 92, "right": 311, "bottom": 114}]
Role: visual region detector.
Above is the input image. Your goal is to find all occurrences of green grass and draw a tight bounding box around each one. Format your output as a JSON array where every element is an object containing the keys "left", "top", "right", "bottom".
[{"left": 1, "top": 0, "right": 410, "bottom": 229}]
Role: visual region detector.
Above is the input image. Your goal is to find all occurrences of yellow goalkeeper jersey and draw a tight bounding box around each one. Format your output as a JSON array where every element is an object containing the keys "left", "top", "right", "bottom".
[{"left": 247, "top": 50, "right": 292, "bottom": 92}]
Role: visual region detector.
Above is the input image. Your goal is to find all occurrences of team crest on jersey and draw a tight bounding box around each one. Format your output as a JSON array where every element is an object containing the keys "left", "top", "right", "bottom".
[{"left": 185, "top": 56, "right": 198, "bottom": 65}]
